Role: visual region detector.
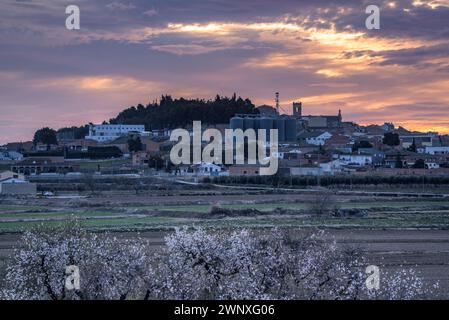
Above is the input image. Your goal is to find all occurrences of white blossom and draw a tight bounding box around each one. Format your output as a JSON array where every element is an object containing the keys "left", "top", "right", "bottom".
[{"left": 0, "top": 222, "right": 436, "bottom": 300}]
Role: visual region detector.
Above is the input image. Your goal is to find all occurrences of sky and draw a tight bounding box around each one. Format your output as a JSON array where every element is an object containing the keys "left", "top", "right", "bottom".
[{"left": 0, "top": 0, "right": 449, "bottom": 144}]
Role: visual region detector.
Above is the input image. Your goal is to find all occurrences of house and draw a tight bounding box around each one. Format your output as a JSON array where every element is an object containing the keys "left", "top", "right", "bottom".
[
  {"left": 424, "top": 146, "right": 449, "bottom": 155},
  {"left": 399, "top": 133, "right": 436, "bottom": 148},
  {"left": 104, "top": 134, "right": 168, "bottom": 155},
  {"left": 0, "top": 170, "right": 25, "bottom": 181},
  {"left": 319, "top": 159, "right": 347, "bottom": 174},
  {"left": 296, "top": 144, "right": 320, "bottom": 154},
  {"left": 279, "top": 158, "right": 302, "bottom": 169},
  {"left": 0, "top": 150, "right": 23, "bottom": 161},
  {"left": 383, "top": 150, "right": 444, "bottom": 168},
  {"left": 364, "top": 125, "right": 388, "bottom": 138},
  {"left": 132, "top": 151, "right": 149, "bottom": 166},
  {"left": 426, "top": 162, "right": 440, "bottom": 169},
  {"left": 140, "top": 137, "right": 164, "bottom": 153},
  {"left": 324, "top": 134, "right": 352, "bottom": 149},
  {"left": 59, "top": 139, "right": 98, "bottom": 151},
  {"left": 151, "top": 128, "right": 171, "bottom": 138},
  {"left": 229, "top": 165, "right": 261, "bottom": 176},
  {"left": 440, "top": 135, "right": 449, "bottom": 146},
  {"left": 194, "top": 162, "right": 223, "bottom": 176},
  {"left": 301, "top": 110, "right": 343, "bottom": 128},
  {"left": 290, "top": 166, "right": 324, "bottom": 176},
  {"left": 367, "top": 168, "right": 449, "bottom": 177},
  {"left": 357, "top": 148, "right": 385, "bottom": 166},
  {"left": 4, "top": 141, "right": 33, "bottom": 152},
  {"left": 173, "top": 165, "right": 195, "bottom": 176},
  {"left": 35, "top": 143, "right": 59, "bottom": 151},
  {"left": 11, "top": 157, "right": 78, "bottom": 176},
  {"left": 103, "top": 136, "right": 130, "bottom": 154},
  {"left": 0, "top": 178, "right": 36, "bottom": 195},
  {"left": 384, "top": 150, "right": 415, "bottom": 168},
  {"left": 298, "top": 131, "right": 332, "bottom": 146},
  {"left": 275, "top": 147, "right": 302, "bottom": 160},
  {"left": 340, "top": 121, "right": 362, "bottom": 136},
  {"left": 332, "top": 153, "right": 373, "bottom": 166},
  {"left": 132, "top": 150, "right": 159, "bottom": 166},
  {"left": 301, "top": 152, "right": 332, "bottom": 166},
  {"left": 273, "top": 147, "right": 300, "bottom": 160}
]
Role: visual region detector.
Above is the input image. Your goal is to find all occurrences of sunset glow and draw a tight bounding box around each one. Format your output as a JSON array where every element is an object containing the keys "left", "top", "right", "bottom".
[{"left": 0, "top": 0, "right": 448, "bottom": 143}]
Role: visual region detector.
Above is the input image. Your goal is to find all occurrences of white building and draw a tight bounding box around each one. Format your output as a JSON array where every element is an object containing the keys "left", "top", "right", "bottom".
[
  {"left": 0, "top": 178, "right": 36, "bottom": 195},
  {"left": 333, "top": 153, "right": 373, "bottom": 166},
  {"left": 85, "top": 124, "right": 148, "bottom": 142},
  {"left": 273, "top": 148, "right": 302, "bottom": 159},
  {"left": 0, "top": 151, "right": 23, "bottom": 161},
  {"left": 290, "top": 166, "right": 324, "bottom": 176},
  {"left": 196, "top": 162, "right": 223, "bottom": 176},
  {"left": 300, "top": 131, "right": 332, "bottom": 146},
  {"left": 424, "top": 146, "right": 449, "bottom": 155},
  {"left": 400, "top": 133, "right": 436, "bottom": 148},
  {"left": 0, "top": 170, "right": 25, "bottom": 181},
  {"left": 151, "top": 129, "right": 172, "bottom": 137},
  {"left": 426, "top": 162, "right": 440, "bottom": 169},
  {"left": 320, "top": 159, "right": 347, "bottom": 174}
]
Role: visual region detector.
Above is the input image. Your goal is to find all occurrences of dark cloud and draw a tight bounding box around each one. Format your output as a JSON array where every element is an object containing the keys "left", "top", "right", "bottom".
[
  {"left": 375, "top": 44, "right": 449, "bottom": 68},
  {"left": 0, "top": 0, "right": 449, "bottom": 143}
]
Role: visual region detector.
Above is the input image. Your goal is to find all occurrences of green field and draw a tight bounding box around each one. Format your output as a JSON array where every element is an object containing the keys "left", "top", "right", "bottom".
[
  {"left": 2, "top": 213, "right": 449, "bottom": 233},
  {"left": 0, "top": 211, "right": 119, "bottom": 220},
  {"left": 2, "top": 199, "right": 449, "bottom": 233},
  {"left": 135, "top": 201, "right": 449, "bottom": 213},
  {"left": 75, "top": 159, "right": 131, "bottom": 170}
]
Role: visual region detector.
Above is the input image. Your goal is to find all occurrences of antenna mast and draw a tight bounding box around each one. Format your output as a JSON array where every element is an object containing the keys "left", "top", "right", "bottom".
[{"left": 275, "top": 92, "right": 280, "bottom": 114}]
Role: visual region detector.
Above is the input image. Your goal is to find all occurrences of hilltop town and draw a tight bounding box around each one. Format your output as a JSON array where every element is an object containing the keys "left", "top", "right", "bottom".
[{"left": 1, "top": 95, "right": 449, "bottom": 195}]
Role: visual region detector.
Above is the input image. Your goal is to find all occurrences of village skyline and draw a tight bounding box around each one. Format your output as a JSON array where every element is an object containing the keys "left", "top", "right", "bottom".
[{"left": 0, "top": 93, "right": 444, "bottom": 146}]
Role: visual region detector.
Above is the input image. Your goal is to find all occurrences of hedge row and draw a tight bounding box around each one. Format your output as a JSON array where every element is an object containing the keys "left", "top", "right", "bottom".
[{"left": 205, "top": 175, "right": 449, "bottom": 187}]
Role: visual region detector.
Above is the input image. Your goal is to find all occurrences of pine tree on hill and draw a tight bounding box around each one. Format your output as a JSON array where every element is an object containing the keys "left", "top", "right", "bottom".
[{"left": 109, "top": 95, "right": 258, "bottom": 130}]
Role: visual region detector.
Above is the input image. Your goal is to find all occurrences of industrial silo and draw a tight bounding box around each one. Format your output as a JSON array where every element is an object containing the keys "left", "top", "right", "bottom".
[
  {"left": 274, "top": 118, "right": 286, "bottom": 142},
  {"left": 243, "top": 117, "right": 254, "bottom": 131},
  {"left": 285, "top": 118, "right": 297, "bottom": 141},
  {"left": 253, "top": 117, "right": 260, "bottom": 131},
  {"left": 230, "top": 116, "right": 244, "bottom": 130},
  {"left": 259, "top": 117, "right": 274, "bottom": 141}
]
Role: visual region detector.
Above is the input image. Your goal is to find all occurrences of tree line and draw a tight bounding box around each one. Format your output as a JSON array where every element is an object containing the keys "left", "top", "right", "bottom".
[
  {"left": 109, "top": 94, "right": 258, "bottom": 130},
  {"left": 31, "top": 95, "right": 257, "bottom": 146},
  {"left": 206, "top": 175, "right": 449, "bottom": 187}
]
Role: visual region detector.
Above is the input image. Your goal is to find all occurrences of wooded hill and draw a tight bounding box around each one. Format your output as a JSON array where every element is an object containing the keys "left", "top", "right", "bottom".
[{"left": 109, "top": 94, "right": 258, "bottom": 130}]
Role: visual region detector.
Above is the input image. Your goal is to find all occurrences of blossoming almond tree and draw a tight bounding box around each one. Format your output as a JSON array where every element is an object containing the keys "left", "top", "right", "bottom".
[
  {"left": 149, "top": 228, "right": 436, "bottom": 300},
  {"left": 0, "top": 222, "right": 437, "bottom": 300},
  {"left": 0, "top": 221, "right": 150, "bottom": 300}
]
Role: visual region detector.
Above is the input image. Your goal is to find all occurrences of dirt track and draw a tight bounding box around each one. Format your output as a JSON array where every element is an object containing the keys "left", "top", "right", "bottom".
[{"left": 2, "top": 191, "right": 446, "bottom": 207}]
